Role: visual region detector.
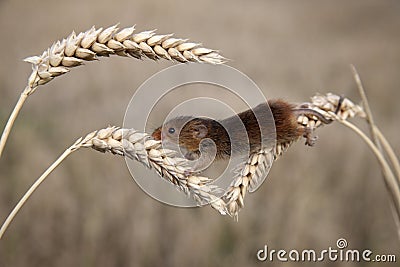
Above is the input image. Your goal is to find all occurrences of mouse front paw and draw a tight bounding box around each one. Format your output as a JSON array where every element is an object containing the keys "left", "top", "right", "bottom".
[{"left": 184, "top": 151, "right": 200, "bottom": 160}]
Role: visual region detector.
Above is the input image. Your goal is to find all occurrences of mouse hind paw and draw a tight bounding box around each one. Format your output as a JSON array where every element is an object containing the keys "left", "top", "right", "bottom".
[{"left": 303, "top": 127, "right": 318, "bottom": 146}]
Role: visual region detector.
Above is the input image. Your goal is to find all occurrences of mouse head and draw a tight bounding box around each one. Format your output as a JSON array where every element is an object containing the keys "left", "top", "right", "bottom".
[{"left": 152, "top": 116, "right": 209, "bottom": 152}]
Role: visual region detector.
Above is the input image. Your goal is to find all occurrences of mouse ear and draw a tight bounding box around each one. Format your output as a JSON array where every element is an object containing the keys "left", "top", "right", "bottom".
[{"left": 192, "top": 124, "right": 208, "bottom": 139}]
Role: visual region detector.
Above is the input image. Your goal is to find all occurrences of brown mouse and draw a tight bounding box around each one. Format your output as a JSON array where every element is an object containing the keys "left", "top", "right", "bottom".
[{"left": 152, "top": 99, "right": 330, "bottom": 163}]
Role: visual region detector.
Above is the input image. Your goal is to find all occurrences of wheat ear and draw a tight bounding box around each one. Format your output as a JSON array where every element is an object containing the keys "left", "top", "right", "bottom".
[
  {"left": 0, "top": 126, "right": 228, "bottom": 239},
  {"left": 224, "top": 93, "right": 366, "bottom": 218},
  {"left": 0, "top": 24, "right": 227, "bottom": 157}
]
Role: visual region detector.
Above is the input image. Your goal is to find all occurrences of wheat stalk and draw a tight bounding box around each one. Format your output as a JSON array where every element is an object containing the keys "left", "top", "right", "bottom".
[
  {"left": 0, "top": 23, "right": 227, "bottom": 157},
  {"left": 350, "top": 66, "right": 400, "bottom": 180},
  {"left": 349, "top": 66, "right": 400, "bottom": 238}
]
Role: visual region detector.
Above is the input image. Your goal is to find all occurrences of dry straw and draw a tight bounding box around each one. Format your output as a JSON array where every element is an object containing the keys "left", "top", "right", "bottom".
[{"left": 0, "top": 23, "right": 227, "bottom": 157}]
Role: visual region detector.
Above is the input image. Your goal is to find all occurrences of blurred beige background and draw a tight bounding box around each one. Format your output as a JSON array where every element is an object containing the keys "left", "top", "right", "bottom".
[{"left": 0, "top": 0, "right": 399, "bottom": 266}]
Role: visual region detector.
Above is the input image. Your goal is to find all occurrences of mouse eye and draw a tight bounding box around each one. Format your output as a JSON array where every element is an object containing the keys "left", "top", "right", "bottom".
[{"left": 168, "top": 127, "right": 175, "bottom": 134}]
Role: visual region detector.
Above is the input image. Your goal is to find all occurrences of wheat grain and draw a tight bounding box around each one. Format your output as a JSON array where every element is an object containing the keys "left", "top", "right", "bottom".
[
  {"left": 223, "top": 148, "right": 275, "bottom": 220},
  {"left": 24, "top": 24, "right": 227, "bottom": 93},
  {"left": 78, "top": 126, "right": 228, "bottom": 214}
]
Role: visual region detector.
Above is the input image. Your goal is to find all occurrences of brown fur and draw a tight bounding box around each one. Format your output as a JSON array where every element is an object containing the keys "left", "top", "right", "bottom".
[{"left": 152, "top": 99, "right": 304, "bottom": 159}]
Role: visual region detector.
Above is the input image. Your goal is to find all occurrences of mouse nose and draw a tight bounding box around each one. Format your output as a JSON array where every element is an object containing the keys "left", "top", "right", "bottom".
[{"left": 152, "top": 128, "right": 162, "bottom": 140}]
